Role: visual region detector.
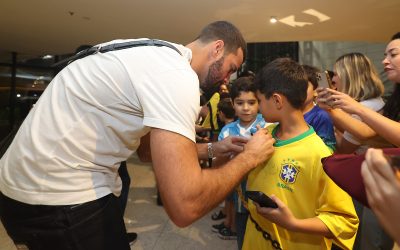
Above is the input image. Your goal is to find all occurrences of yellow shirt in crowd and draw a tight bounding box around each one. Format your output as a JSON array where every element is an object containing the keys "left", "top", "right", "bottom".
[{"left": 242, "top": 124, "right": 359, "bottom": 250}]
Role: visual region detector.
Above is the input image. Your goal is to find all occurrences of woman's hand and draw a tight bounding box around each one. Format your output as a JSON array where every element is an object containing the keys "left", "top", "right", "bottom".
[
  {"left": 315, "top": 87, "right": 333, "bottom": 111},
  {"left": 362, "top": 148, "right": 400, "bottom": 245},
  {"left": 317, "top": 88, "right": 364, "bottom": 115}
]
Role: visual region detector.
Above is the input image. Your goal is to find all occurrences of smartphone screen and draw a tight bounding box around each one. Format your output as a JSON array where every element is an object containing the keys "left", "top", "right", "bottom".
[{"left": 246, "top": 191, "right": 278, "bottom": 208}]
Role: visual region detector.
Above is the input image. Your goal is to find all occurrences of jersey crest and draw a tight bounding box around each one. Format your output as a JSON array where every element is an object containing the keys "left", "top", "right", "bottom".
[{"left": 279, "top": 159, "right": 299, "bottom": 184}]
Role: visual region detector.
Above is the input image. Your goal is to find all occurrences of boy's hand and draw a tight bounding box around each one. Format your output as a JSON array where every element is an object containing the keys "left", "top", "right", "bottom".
[{"left": 254, "top": 195, "right": 297, "bottom": 231}]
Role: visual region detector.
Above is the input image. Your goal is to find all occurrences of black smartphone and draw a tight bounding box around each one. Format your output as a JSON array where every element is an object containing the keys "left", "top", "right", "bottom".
[{"left": 246, "top": 191, "right": 278, "bottom": 208}]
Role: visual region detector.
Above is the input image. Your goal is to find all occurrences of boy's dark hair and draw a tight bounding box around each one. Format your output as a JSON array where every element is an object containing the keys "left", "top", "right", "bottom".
[
  {"left": 196, "top": 21, "right": 247, "bottom": 61},
  {"left": 217, "top": 98, "right": 235, "bottom": 119},
  {"left": 302, "top": 65, "right": 320, "bottom": 90},
  {"left": 255, "top": 58, "right": 308, "bottom": 109},
  {"left": 229, "top": 77, "right": 257, "bottom": 101},
  {"left": 238, "top": 70, "right": 256, "bottom": 80}
]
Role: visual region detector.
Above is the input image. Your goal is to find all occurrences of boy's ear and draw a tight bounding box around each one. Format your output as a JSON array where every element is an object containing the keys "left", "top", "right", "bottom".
[{"left": 272, "top": 93, "right": 283, "bottom": 110}]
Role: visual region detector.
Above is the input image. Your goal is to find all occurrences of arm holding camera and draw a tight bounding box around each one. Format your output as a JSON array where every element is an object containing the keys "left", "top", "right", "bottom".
[
  {"left": 316, "top": 88, "right": 380, "bottom": 141},
  {"left": 362, "top": 148, "right": 400, "bottom": 245},
  {"left": 323, "top": 88, "right": 400, "bottom": 146}
]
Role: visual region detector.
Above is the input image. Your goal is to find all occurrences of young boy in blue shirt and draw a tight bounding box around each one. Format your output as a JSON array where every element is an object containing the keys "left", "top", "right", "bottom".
[
  {"left": 302, "top": 65, "right": 336, "bottom": 152},
  {"left": 217, "top": 77, "right": 266, "bottom": 248}
]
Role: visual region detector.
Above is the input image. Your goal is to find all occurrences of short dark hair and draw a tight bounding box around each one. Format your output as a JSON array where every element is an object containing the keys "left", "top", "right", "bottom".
[
  {"left": 255, "top": 58, "right": 308, "bottom": 109},
  {"left": 229, "top": 77, "right": 256, "bottom": 101},
  {"left": 391, "top": 32, "right": 400, "bottom": 40},
  {"left": 302, "top": 65, "right": 320, "bottom": 90},
  {"left": 238, "top": 70, "right": 256, "bottom": 80},
  {"left": 196, "top": 21, "right": 247, "bottom": 61},
  {"left": 217, "top": 98, "right": 235, "bottom": 119}
]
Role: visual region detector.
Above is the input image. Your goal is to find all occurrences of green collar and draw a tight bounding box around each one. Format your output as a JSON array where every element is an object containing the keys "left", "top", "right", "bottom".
[{"left": 272, "top": 125, "right": 314, "bottom": 147}]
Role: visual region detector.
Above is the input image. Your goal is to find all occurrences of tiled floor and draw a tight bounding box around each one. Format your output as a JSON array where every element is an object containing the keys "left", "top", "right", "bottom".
[{"left": 0, "top": 154, "right": 237, "bottom": 250}]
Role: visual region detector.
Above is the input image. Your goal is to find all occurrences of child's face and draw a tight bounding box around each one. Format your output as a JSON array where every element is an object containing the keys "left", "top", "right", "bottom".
[
  {"left": 233, "top": 91, "right": 259, "bottom": 125},
  {"left": 304, "top": 81, "right": 316, "bottom": 107}
]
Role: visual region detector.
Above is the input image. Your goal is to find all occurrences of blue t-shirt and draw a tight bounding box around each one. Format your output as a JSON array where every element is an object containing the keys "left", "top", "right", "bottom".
[
  {"left": 304, "top": 105, "right": 336, "bottom": 151},
  {"left": 218, "top": 114, "right": 266, "bottom": 213}
]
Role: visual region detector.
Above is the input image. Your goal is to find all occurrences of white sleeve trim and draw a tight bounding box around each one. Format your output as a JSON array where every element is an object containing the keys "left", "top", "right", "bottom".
[{"left": 143, "top": 117, "right": 196, "bottom": 142}]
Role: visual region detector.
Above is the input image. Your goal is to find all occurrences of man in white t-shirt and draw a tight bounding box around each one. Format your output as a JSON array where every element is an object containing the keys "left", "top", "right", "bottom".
[{"left": 0, "top": 21, "right": 275, "bottom": 250}]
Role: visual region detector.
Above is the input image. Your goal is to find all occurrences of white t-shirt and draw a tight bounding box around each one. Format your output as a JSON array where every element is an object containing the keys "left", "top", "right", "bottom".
[
  {"left": 343, "top": 97, "right": 385, "bottom": 154},
  {"left": 0, "top": 39, "right": 200, "bottom": 205}
]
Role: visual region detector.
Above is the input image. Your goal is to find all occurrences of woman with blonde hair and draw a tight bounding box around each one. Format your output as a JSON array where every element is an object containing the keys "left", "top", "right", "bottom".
[
  {"left": 331, "top": 52, "right": 387, "bottom": 154},
  {"left": 317, "top": 33, "right": 400, "bottom": 249}
]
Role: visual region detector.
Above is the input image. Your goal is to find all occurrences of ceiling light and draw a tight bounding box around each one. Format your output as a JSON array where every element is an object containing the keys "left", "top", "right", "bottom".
[
  {"left": 42, "top": 55, "right": 53, "bottom": 60},
  {"left": 270, "top": 16, "right": 278, "bottom": 24}
]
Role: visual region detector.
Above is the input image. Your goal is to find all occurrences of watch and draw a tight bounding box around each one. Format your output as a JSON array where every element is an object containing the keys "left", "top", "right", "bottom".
[{"left": 207, "top": 142, "right": 214, "bottom": 160}]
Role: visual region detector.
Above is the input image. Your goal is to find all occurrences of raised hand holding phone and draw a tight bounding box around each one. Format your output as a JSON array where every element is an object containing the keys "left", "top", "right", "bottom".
[
  {"left": 316, "top": 71, "right": 335, "bottom": 107},
  {"left": 246, "top": 190, "right": 278, "bottom": 208},
  {"left": 316, "top": 71, "right": 333, "bottom": 89},
  {"left": 250, "top": 193, "right": 301, "bottom": 232}
]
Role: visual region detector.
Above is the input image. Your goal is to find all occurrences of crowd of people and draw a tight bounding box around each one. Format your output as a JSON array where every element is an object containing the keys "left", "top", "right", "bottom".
[
  {"left": 0, "top": 20, "right": 399, "bottom": 250},
  {"left": 198, "top": 32, "right": 400, "bottom": 250}
]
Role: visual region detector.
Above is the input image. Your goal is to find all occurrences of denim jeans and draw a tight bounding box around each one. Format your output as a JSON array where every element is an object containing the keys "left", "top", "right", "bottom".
[
  {"left": 235, "top": 212, "right": 248, "bottom": 250},
  {"left": 0, "top": 193, "right": 129, "bottom": 250}
]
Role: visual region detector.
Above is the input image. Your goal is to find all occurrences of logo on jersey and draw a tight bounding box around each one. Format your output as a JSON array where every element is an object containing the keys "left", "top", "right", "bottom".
[{"left": 279, "top": 159, "right": 299, "bottom": 184}]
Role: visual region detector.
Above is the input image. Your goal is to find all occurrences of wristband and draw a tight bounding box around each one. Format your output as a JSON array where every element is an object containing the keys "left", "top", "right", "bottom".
[{"left": 207, "top": 142, "right": 214, "bottom": 159}]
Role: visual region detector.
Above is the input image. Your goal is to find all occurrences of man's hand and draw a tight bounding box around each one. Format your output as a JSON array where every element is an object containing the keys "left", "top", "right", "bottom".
[
  {"left": 242, "top": 127, "right": 275, "bottom": 168},
  {"left": 213, "top": 136, "right": 248, "bottom": 159}
]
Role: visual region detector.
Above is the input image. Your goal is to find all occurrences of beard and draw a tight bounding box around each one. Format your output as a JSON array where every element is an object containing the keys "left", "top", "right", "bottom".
[{"left": 201, "top": 56, "right": 225, "bottom": 101}]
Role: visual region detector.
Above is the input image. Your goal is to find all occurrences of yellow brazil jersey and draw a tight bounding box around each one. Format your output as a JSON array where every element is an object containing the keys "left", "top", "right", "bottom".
[
  {"left": 201, "top": 92, "right": 220, "bottom": 130},
  {"left": 242, "top": 124, "right": 359, "bottom": 250}
]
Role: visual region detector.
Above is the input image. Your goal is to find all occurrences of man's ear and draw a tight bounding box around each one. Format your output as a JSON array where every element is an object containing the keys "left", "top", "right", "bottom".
[
  {"left": 213, "top": 40, "right": 225, "bottom": 59},
  {"left": 272, "top": 93, "right": 283, "bottom": 110}
]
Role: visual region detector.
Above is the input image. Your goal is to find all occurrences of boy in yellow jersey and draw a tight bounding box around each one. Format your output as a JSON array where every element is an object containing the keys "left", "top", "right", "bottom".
[{"left": 242, "top": 58, "right": 359, "bottom": 250}]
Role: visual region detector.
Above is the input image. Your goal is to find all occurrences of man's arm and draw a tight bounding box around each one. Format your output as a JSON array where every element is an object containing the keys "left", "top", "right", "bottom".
[
  {"left": 150, "top": 128, "right": 274, "bottom": 227},
  {"left": 196, "top": 136, "right": 248, "bottom": 160},
  {"left": 137, "top": 132, "right": 247, "bottom": 162}
]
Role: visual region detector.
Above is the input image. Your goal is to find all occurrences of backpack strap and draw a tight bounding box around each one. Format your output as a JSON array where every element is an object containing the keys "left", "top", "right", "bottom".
[{"left": 53, "top": 39, "right": 182, "bottom": 67}]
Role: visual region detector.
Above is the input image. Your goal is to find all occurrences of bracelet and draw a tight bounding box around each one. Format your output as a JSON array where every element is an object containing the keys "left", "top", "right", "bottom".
[{"left": 207, "top": 142, "right": 214, "bottom": 159}]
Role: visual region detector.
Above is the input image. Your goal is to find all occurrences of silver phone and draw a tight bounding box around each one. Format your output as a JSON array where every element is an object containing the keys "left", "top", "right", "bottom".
[{"left": 316, "top": 71, "right": 333, "bottom": 89}]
